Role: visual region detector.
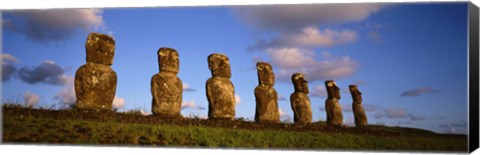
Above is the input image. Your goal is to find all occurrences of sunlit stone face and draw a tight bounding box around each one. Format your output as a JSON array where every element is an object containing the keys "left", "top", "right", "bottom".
[
  {"left": 325, "top": 80, "right": 341, "bottom": 99},
  {"left": 349, "top": 85, "right": 362, "bottom": 102},
  {"left": 257, "top": 62, "right": 274, "bottom": 86},
  {"left": 85, "top": 33, "right": 115, "bottom": 65},
  {"left": 208, "top": 53, "right": 231, "bottom": 78},
  {"left": 292, "top": 73, "right": 309, "bottom": 93},
  {"left": 158, "top": 47, "right": 179, "bottom": 73}
]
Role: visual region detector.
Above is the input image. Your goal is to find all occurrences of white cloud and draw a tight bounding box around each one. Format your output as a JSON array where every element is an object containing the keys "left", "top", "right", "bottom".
[
  {"left": 53, "top": 85, "right": 76, "bottom": 105},
  {"left": 123, "top": 109, "right": 150, "bottom": 116},
  {"left": 290, "top": 27, "right": 357, "bottom": 47},
  {"left": 53, "top": 75, "right": 76, "bottom": 108},
  {"left": 1, "top": 53, "right": 19, "bottom": 63},
  {"left": 6, "top": 9, "right": 106, "bottom": 42},
  {"left": 344, "top": 117, "right": 355, "bottom": 127},
  {"left": 384, "top": 108, "right": 407, "bottom": 119},
  {"left": 2, "top": 53, "right": 19, "bottom": 82},
  {"left": 267, "top": 49, "right": 359, "bottom": 82},
  {"left": 23, "top": 91, "right": 40, "bottom": 107},
  {"left": 235, "top": 94, "right": 241, "bottom": 105},
  {"left": 233, "top": 3, "right": 387, "bottom": 31},
  {"left": 400, "top": 87, "right": 440, "bottom": 97},
  {"left": 278, "top": 108, "right": 292, "bottom": 122},
  {"left": 311, "top": 85, "right": 328, "bottom": 98},
  {"left": 181, "top": 100, "right": 205, "bottom": 110},
  {"left": 266, "top": 47, "right": 316, "bottom": 69},
  {"left": 113, "top": 96, "right": 125, "bottom": 109},
  {"left": 408, "top": 114, "right": 426, "bottom": 121},
  {"left": 319, "top": 106, "right": 326, "bottom": 112},
  {"left": 341, "top": 104, "right": 353, "bottom": 112},
  {"left": 182, "top": 82, "right": 196, "bottom": 92},
  {"left": 278, "top": 94, "right": 287, "bottom": 101},
  {"left": 367, "top": 31, "right": 383, "bottom": 43},
  {"left": 181, "top": 100, "right": 196, "bottom": 109},
  {"left": 251, "top": 27, "right": 358, "bottom": 50}
]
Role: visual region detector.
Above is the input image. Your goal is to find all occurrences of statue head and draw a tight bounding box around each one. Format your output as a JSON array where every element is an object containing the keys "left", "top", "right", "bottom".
[
  {"left": 292, "top": 73, "right": 309, "bottom": 93},
  {"left": 158, "top": 47, "right": 179, "bottom": 73},
  {"left": 256, "top": 62, "right": 274, "bottom": 86},
  {"left": 85, "top": 32, "right": 115, "bottom": 65},
  {"left": 349, "top": 85, "right": 362, "bottom": 102},
  {"left": 208, "top": 53, "right": 231, "bottom": 78},
  {"left": 325, "top": 80, "right": 341, "bottom": 99}
]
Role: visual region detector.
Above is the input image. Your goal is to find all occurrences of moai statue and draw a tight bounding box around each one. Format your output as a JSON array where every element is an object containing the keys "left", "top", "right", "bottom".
[
  {"left": 349, "top": 85, "right": 368, "bottom": 127},
  {"left": 151, "top": 47, "right": 183, "bottom": 118},
  {"left": 206, "top": 53, "right": 235, "bottom": 120},
  {"left": 325, "top": 80, "right": 343, "bottom": 127},
  {"left": 75, "top": 32, "right": 117, "bottom": 110},
  {"left": 254, "top": 62, "right": 280, "bottom": 123},
  {"left": 290, "top": 73, "right": 312, "bottom": 124}
]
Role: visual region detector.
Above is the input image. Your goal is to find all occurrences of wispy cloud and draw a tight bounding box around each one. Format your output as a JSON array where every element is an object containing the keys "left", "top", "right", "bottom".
[
  {"left": 310, "top": 85, "right": 328, "bottom": 98},
  {"left": 113, "top": 96, "right": 126, "bottom": 109},
  {"left": 408, "top": 114, "right": 426, "bottom": 121},
  {"left": 362, "top": 104, "right": 382, "bottom": 112},
  {"left": 342, "top": 103, "right": 382, "bottom": 112},
  {"left": 235, "top": 94, "right": 241, "bottom": 105},
  {"left": 367, "top": 31, "right": 383, "bottom": 43},
  {"left": 279, "top": 108, "right": 292, "bottom": 122},
  {"left": 375, "top": 121, "right": 386, "bottom": 126},
  {"left": 451, "top": 120, "right": 467, "bottom": 127},
  {"left": 384, "top": 108, "right": 407, "bottom": 119},
  {"left": 400, "top": 87, "right": 440, "bottom": 97},
  {"left": 17, "top": 60, "right": 69, "bottom": 86},
  {"left": 269, "top": 50, "right": 359, "bottom": 82},
  {"left": 342, "top": 104, "right": 352, "bottom": 112},
  {"left": 278, "top": 95, "right": 287, "bottom": 101},
  {"left": 233, "top": 4, "right": 387, "bottom": 83},
  {"left": 182, "top": 82, "right": 196, "bottom": 92},
  {"left": 249, "top": 27, "right": 358, "bottom": 50},
  {"left": 233, "top": 4, "right": 387, "bottom": 31},
  {"left": 344, "top": 117, "right": 355, "bottom": 126},
  {"left": 439, "top": 121, "right": 468, "bottom": 134},
  {"left": 181, "top": 100, "right": 206, "bottom": 110},
  {"left": 1, "top": 53, "right": 19, "bottom": 82},
  {"left": 374, "top": 112, "right": 385, "bottom": 119},
  {"left": 365, "top": 22, "right": 384, "bottom": 43},
  {"left": 397, "top": 121, "right": 411, "bottom": 125},
  {"left": 23, "top": 91, "right": 40, "bottom": 108},
  {"left": 5, "top": 9, "right": 106, "bottom": 43},
  {"left": 53, "top": 75, "right": 75, "bottom": 108}
]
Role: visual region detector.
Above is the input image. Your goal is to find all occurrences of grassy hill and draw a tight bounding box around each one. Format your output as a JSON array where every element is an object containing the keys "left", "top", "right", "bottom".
[{"left": 1, "top": 105, "right": 468, "bottom": 152}]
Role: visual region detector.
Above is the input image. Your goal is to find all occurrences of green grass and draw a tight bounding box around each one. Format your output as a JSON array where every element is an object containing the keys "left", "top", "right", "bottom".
[{"left": 1, "top": 106, "right": 468, "bottom": 152}]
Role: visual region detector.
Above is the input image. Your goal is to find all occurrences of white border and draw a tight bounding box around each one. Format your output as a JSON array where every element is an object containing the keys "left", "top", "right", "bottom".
[
  {"left": 0, "top": 0, "right": 473, "bottom": 10},
  {"left": 1, "top": 0, "right": 478, "bottom": 155}
]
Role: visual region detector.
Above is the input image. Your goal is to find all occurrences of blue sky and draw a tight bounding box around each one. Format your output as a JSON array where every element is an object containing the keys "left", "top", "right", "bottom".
[{"left": 1, "top": 2, "right": 469, "bottom": 134}]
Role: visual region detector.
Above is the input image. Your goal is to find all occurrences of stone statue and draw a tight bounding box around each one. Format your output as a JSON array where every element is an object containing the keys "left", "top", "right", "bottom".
[
  {"left": 290, "top": 73, "right": 312, "bottom": 124},
  {"left": 151, "top": 47, "right": 183, "bottom": 118},
  {"left": 325, "top": 80, "right": 343, "bottom": 127},
  {"left": 75, "top": 32, "right": 117, "bottom": 110},
  {"left": 254, "top": 62, "right": 280, "bottom": 123},
  {"left": 349, "top": 85, "right": 368, "bottom": 127},
  {"left": 206, "top": 53, "right": 235, "bottom": 120}
]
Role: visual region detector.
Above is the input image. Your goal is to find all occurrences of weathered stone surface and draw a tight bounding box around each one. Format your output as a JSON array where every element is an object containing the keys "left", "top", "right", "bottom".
[
  {"left": 290, "top": 73, "right": 312, "bottom": 124},
  {"left": 85, "top": 33, "right": 116, "bottom": 65},
  {"left": 254, "top": 62, "right": 280, "bottom": 123},
  {"left": 325, "top": 80, "right": 343, "bottom": 127},
  {"left": 349, "top": 85, "right": 368, "bottom": 127},
  {"left": 151, "top": 47, "right": 183, "bottom": 118},
  {"left": 206, "top": 53, "right": 235, "bottom": 120},
  {"left": 75, "top": 33, "right": 117, "bottom": 110}
]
